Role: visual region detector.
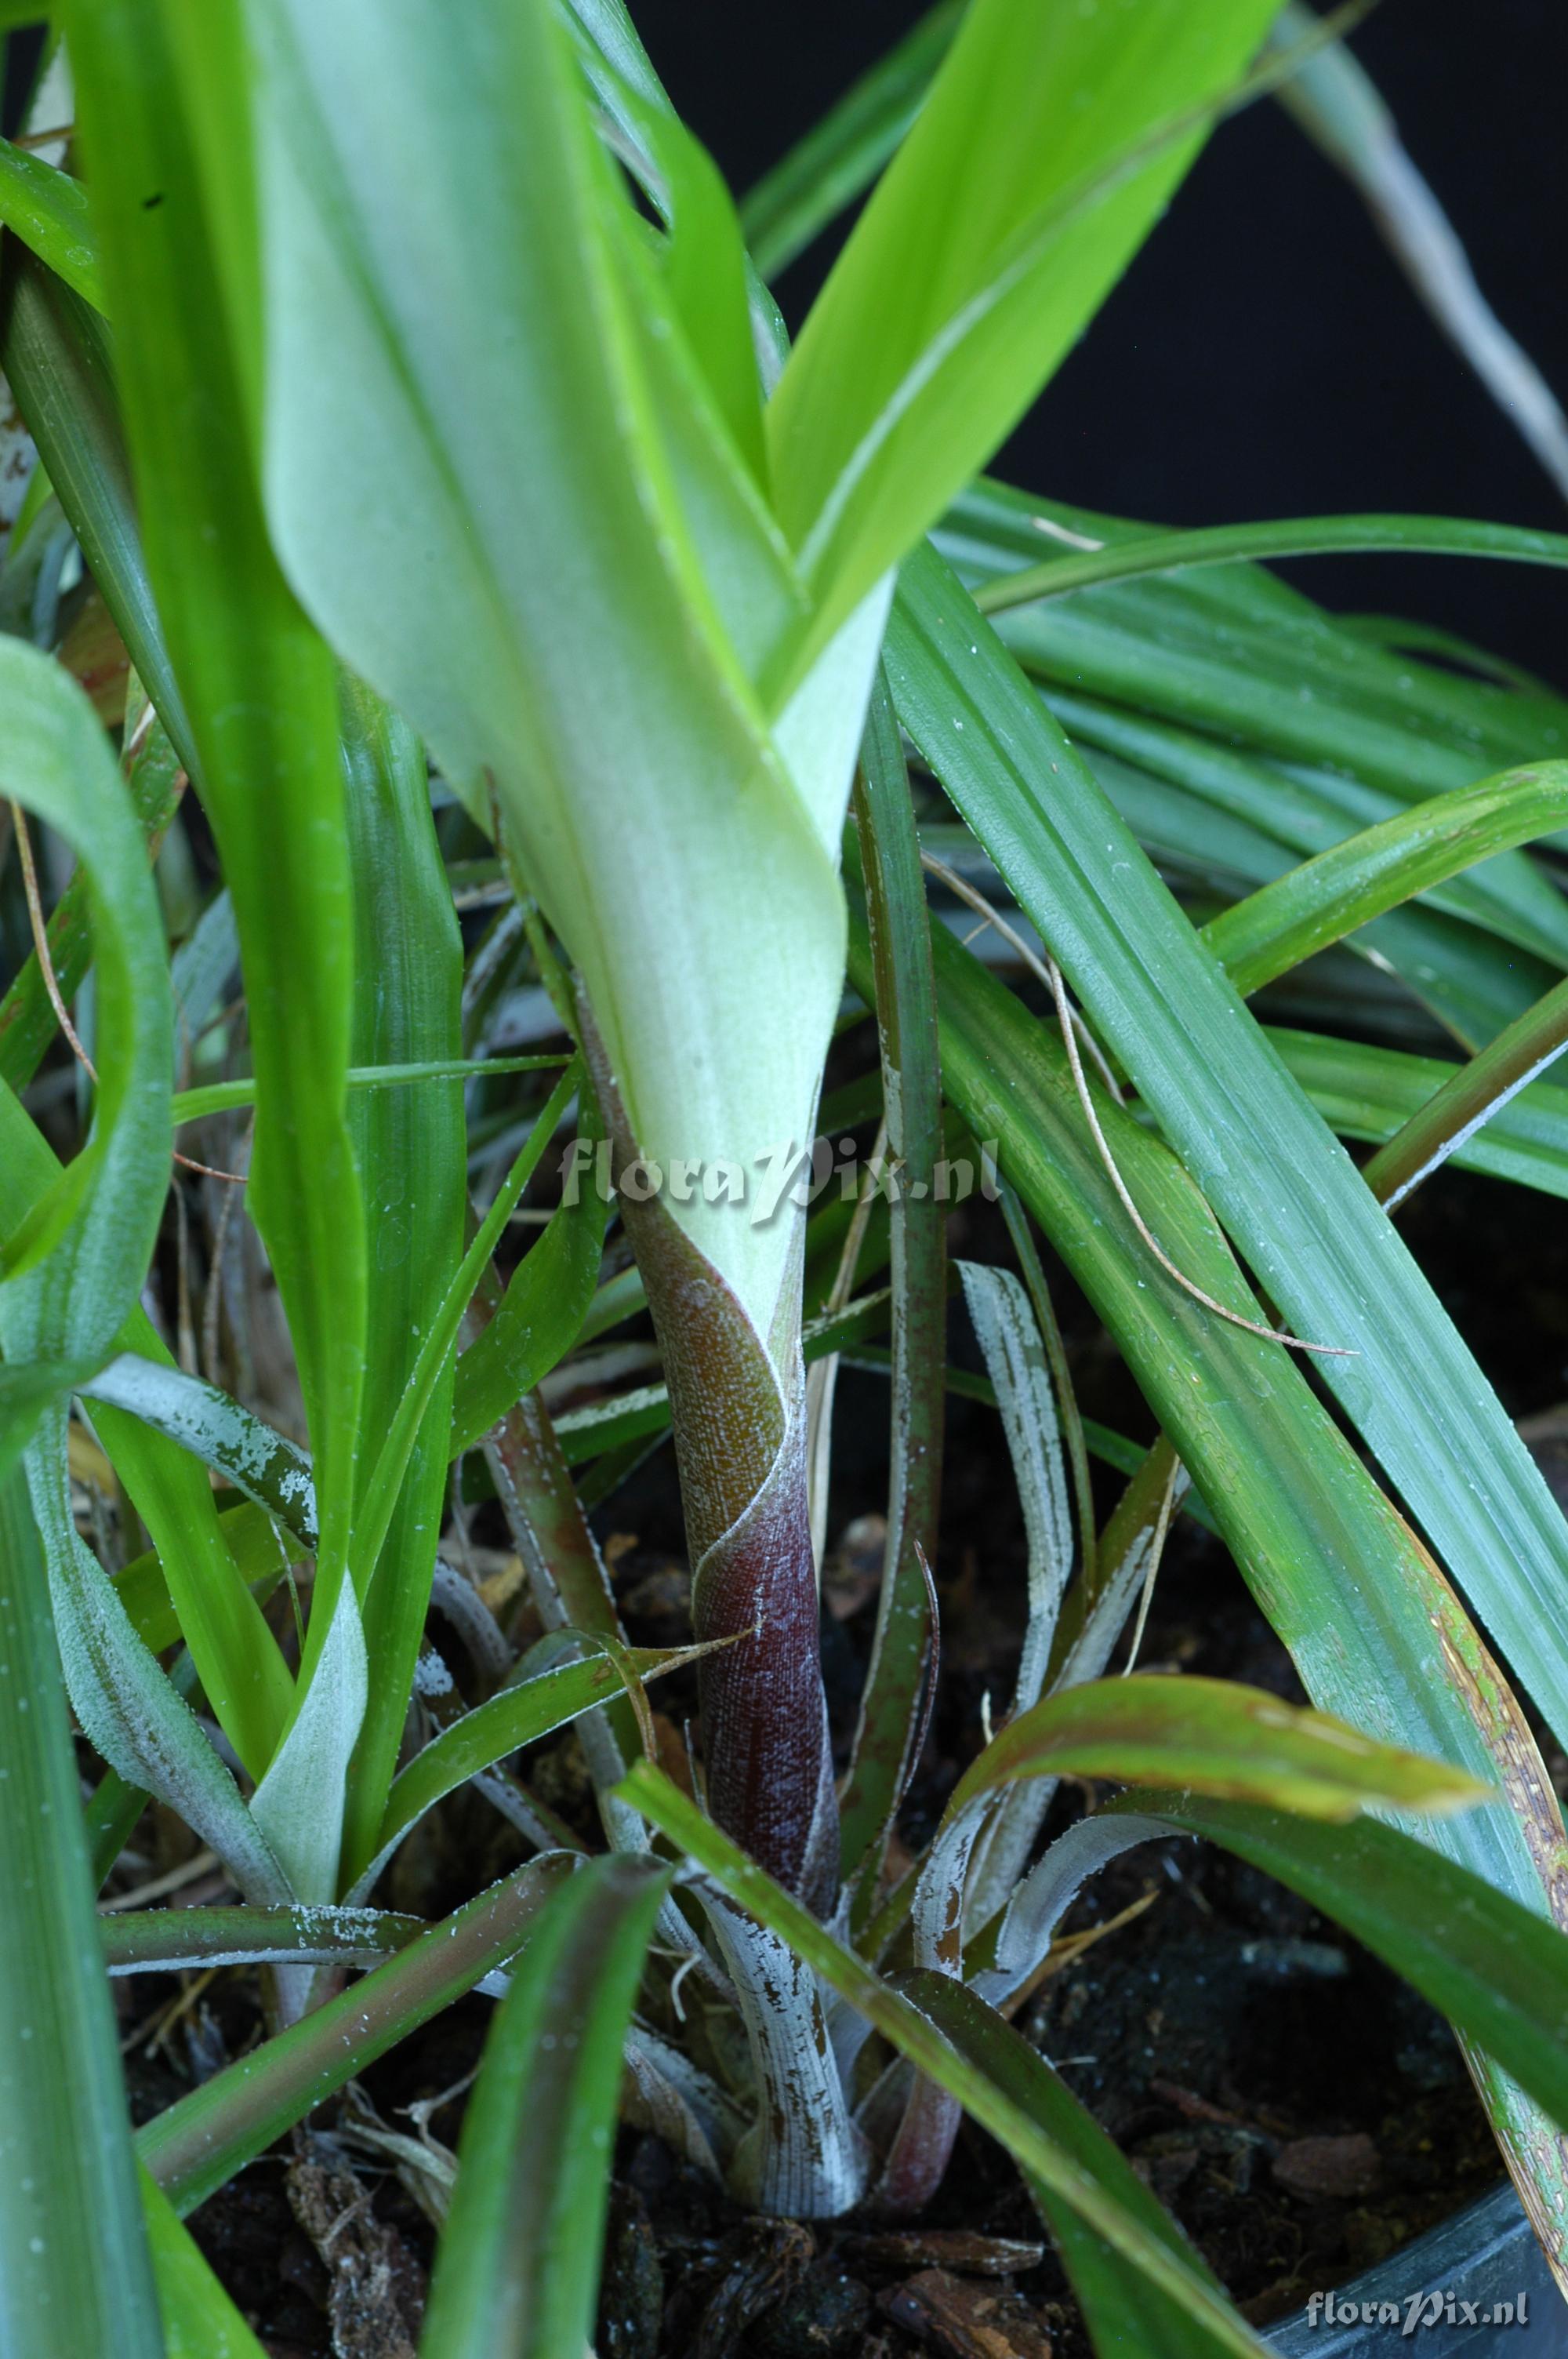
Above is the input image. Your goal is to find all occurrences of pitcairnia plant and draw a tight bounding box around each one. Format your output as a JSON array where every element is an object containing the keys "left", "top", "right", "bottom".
[{"left": 9, "top": 0, "right": 1568, "bottom": 2350}]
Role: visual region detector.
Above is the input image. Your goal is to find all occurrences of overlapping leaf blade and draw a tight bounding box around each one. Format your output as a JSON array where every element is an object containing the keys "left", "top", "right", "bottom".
[
  {"left": 0, "top": 1468, "right": 160, "bottom": 2357},
  {"left": 887, "top": 544, "right": 1568, "bottom": 1765},
  {"left": 769, "top": 0, "right": 1283, "bottom": 648},
  {"left": 421, "top": 1856, "right": 670, "bottom": 2358},
  {"left": 67, "top": 0, "right": 369, "bottom": 1787}
]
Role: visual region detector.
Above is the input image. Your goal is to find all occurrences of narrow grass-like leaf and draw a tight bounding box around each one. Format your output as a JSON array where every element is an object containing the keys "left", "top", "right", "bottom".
[
  {"left": 0, "top": 640, "right": 167, "bottom": 1332},
  {"left": 1272, "top": 1027, "right": 1568, "bottom": 1201},
  {"left": 140, "top": 2170, "right": 266, "bottom": 2359},
  {"left": 975, "top": 511, "right": 1568, "bottom": 615},
  {"left": 1203, "top": 762, "right": 1568, "bottom": 998},
  {"left": 0, "top": 249, "right": 197, "bottom": 773},
  {"left": 103, "top": 1903, "right": 423, "bottom": 1977},
  {"left": 0, "top": 134, "right": 102, "bottom": 308},
  {"left": 740, "top": 1, "right": 962, "bottom": 282},
  {"left": 0, "top": 708, "right": 183, "bottom": 1095},
  {"left": 851, "top": 902, "right": 1568, "bottom": 2238},
  {"left": 1363, "top": 974, "right": 1568, "bottom": 1209},
  {"left": 338, "top": 676, "right": 467, "bottom": 1881},
  {"left": 365, "top": 1637, "right": 700, "bottom": 1892},
  {"left": 84, "top": 1354, "right": 318, "bottom": 1547},
  {"left": 0, "top": 642, "right": 292, "bottom": 1783},
  {"left": 421, "top": 1856, "right": 669, "bottom": 2359},
  {"left": 947, "top": 1674, "right": 1487, "bottom": 1820},
  {"left": 1114, "top": 1793, "right": 1568, "bottom": 2134},
  {"left": 172, "top": 1056, "right": 565, "bottom": 1129},
  {"left": 353, "top": 1058, "right": 583, "bottom": 1584},
  {"left": 769, "top": 0, "right": 1282, "bottom": 649},
  {"left": 0, "top": 1467, "right": 161, "bottom": 2357},
  {"left": 909, "top": 1974, "right": 1230, "bottom": 2359},
  {"left": 139, "top": 1854, "right": 578, "bottom": 2215},
  {"left": 938, "top": 476, "right": 1568, "bottom": 812},
  {"left": 69, "top": 0, "right": 369, "bottom": 1685},
  {"left": 888, "top": 544, "right": 1568, "bottom": 1770},
  {"left": 838, "top": 672, "right": 946, "bottom": 1885},
  {"left": 450, "top": 1121, "right": 609, "bottom": 1456}
]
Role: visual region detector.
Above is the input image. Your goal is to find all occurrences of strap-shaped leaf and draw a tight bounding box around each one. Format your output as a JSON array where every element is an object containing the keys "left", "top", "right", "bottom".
[
  {"left": 0, "top": 1467, "right": 161, "bottom": 2357},
  {"left": 140, "top": 2169, "right": 266, "bottom": 2359},
  {"left": 450, "top": 1143, "right": 609, "bottom": 1457},
  {"left": 887, "top": 543, "right": 1568, "bottom": 1768},
  {"left": 1203, "top": 761, "right": 1568, "bottom": 998},
  {"left": 421, "top": 1856, "right": 670, "bottom": 2357},
  {"left": 68, "top": 0, "right": 369, "bottom": 1678},
  {"left": 338, "top": 677, "right": 468, "bottom": 1877},
  {"left": 948, "top": 1674, "right": 1486, "bottom": 1822},
  {"left": 908, "top": 1973, "right": 1230, "bottom": 2359},
  {"left": 769, "top": 0, "right": 1282, "bottom": 646},
  {"left": 0, "top": 638, "right": 168, "bottom": 1350},
  {"left": 140, "top": 1855, "right": 579, "bottom": 2214},
  {"left": 1272, "top": 1027, "right": 1568, "bottom": 1202},
  {"left": 851, "top": 896, "right": 1568, "bottom": 2238},
  {"left": 0, "top": 133, "right": 102, "bottom": 308},
  {"left": 358, "top": 1634, "right": 706, "bottom": 1899},
  {"left": 837, "top": 671, "right": 946, "bottom": 1887}
]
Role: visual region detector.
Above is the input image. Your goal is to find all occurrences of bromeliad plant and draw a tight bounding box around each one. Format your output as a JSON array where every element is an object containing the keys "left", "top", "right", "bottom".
[{"left": 9, "top": 0, "right": 1568, "bottom": 2350}]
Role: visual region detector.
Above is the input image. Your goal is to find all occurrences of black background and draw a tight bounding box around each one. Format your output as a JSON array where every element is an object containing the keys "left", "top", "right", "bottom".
[{"left": 635, "top": 0, "right": 1568, "bottom": 685}]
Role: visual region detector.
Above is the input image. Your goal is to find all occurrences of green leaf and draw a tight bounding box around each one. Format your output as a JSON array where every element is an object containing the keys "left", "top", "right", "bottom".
[
  {"left": 837, "top": 671, "right": 946, "bottom": 1885},
  {"left": 141, "top": 2168, "right": 266, "bottom": 2359},
  {"left": 1040, "top": 687, "right": 1568, "bottom": 987},
  {"left": 906, "top": 1974, "right": 1230, "bottom": 2359},
  {"left": 365, "top": 1635, "right": 701, "bottom": 1892},
  {"left": 338, "top": 676, "right": 468, "bottom": 1881},
  {"left": 0, "top": 1467, "right": 161, "bottom": 2357},
  {"left": 0, "top": 642, "right": 168, "bottom": 1343},
  {"left": 948, "top": 1674, "right": 1488, "bottom": 1821},
  {"left": 0, "top": 135, "right": 103, "bottom": 309},
  {"left": 450, "top": 1128, "right": 610, "bottom": 1458},
  {"left": 887, "top": 543, "right": 1568, "bottom": 1770},
  {"left": 1270, "top": 1027, "right": 1568, "bottom": 1202},
  {"left": 171, "top": 1055, "right": 565, "bottom": 1129},
  {"left": 140, "top": 1853, "right": 578, "bottom": 2215},
  {"left": 740, "top": 1, "right": 963, "bottom": 282},
  {"left": 103, "top": 1902, "right": 423, "bottom": 1977},
  {"left": 353, "top": 1058, "right": 584, "bottom": 1582},
  {"left": 0, "top": 707, "right": 183, "bottom": 1096},
  {"left": 83, "top": 1354, "right": 318, "bottom": 1550},
  {"left": 0, "top": 249, "right": 198, "bottom": 775},
  {"left": 1363, "top": 974, "right": 1568, "bottom": 1210},
  {"left": 242, "top": 0, "right": 846, "bottom": 1349},
  {"left": 853, "top": 896, "right": 1568, "bottom": 2234},
  {"left": 68, "top": 0, "right": 368, "bottom": 1698},
  {"left": 768, "top": 0, "right": 1282, "bottom": 647},
  {"left": 421, "top": 1855, "right": 669, "bottom": 2359},
  {"left": 1203, "top": 761, "right": 1568, "bottom": 998},
  {"left": 975, "top": 510, "right": 1568, "bottom": 616},
  {"left": 938, "top": 475, "right": 1568, "bottom": 816}
]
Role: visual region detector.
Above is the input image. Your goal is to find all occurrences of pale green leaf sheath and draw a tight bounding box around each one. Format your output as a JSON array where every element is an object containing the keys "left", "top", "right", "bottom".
[{"left": 238, "top": 0, "right": 874, "bottom": 1905}]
